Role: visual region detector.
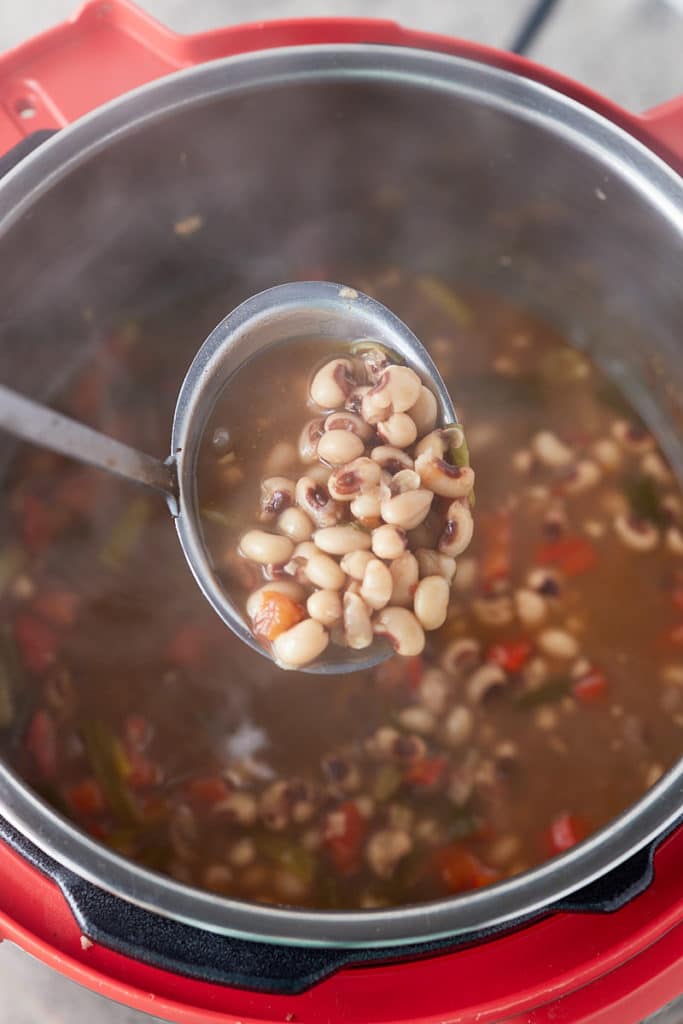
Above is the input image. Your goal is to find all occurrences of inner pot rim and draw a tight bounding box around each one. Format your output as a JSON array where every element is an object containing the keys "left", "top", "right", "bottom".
[{"left": 0, "top": 43, "right": 682, "bottom": 949}]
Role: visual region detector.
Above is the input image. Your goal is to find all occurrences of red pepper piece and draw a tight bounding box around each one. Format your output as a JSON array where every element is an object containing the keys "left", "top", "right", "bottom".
[
  {"left": 20, "top": 494, "right": 57, "bottom": 554},
  {"left": 167, "top": 623, "right": 209, "bottom": 668},
  {"left": 487, "top": 640, "right": 532, "bottom": 673},
  {"left": 404, "top": 756, "right": 447, "bottom": 788},
  {"left": 573, "top": 669, "right": 608, "bottom": 703},
  {"left": 536, "top": 536, "right": 597, "bottom": 576},
  {"left": 32, "top": 589, "right": 79, "bottom": 628},
  {"left": 14, "top": 613, "right": 60, "bottom": 674},
  {"left": 186, "top": 775, "right": 230, "bottom": 806},
  {"left": 324, "top": 801, "right": 367, "bottom": 876},
  {"left": 25, "top": 709, "right": 57, "bottom": 780},
  {"left": 545, "top": 812, "right": 588, "bottom": 855},
  {"left": 124, "top": 714, "right": 153, "bottom": 753},
  {"left": 64, "top": 778, "right": 106, "bottom": 817},
  {"left": 435, "top": 845, "right": 501, "bottom": 894},
  {"left": 672, "top": 590, "right": 683, "bottom": 613},
  {"left": 126, "top": 753, "right": 162, "bottom": 790}
]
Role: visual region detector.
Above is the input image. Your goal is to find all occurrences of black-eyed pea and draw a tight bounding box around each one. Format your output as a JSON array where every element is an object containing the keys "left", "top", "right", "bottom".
[
  {"left": 439, "top": 498, "right": 474, "bottom": 556},
  {"left": 272, "top": 618, "right": 329, "bottom": 668},
  {"left": 295, "top": 476, "right": 341, "bottom": 527},
  {"left": 343, "top": 590, "right": 374, "bottom": 649},
  {"left": 377, "top": 412, "right": 418, "bottom": 448},
  {"left": 275, "top": 869, "right": 311, "bottom": 902},
  {"left": 307, "top": 464, "right": 332, "bottom": 486},
  {"left": 307, "top": 589, "right": 342, "bottom": 627},
  {"left": 246, "top": 581, "right": 305, "bottom": 620},
  {"left": 360, "top": 558, "right": 393, "bottom": 610},
  {"left": 526, "top": 567, "right": 561, "bottom": 597},
  {"left": 202, "top": 864, "right": 233, "bottom": 892},
  {"left": 418, "top": 668, "right": 449, "bottom": 713},
  {"left": 310, "top": 357, "right": 355, "bottom": 409},
  {"left": 561, "top": 459, "right": 602, "bottom": 495},
  {"left": 611, "top": 419, "right": 655, "bottom": 453},
  {"left": 381, "top": 489, "right": 433, "bottom": 530},
  {"left": 486, "top": 835, "right": 522, "bottom": 868},
  {"left": 666, "top": 526, "right": 683, "bottom": 555},
  {"left": 351, "top": 342, "right": 392, "bottom": 384},
  {"left": 613, "top": 514, "right": 659, "bottom": 552},
  {"left": 212, "top": 791, "right": 258, "bottom": 827},
  {"left": 365, "top": 828, "right": 413, "bottom": 879},
  {"left": 387, "top": 803, "right": 415, "bottom": 831},
  {"left": 641, "top": 452, "right": 672, "bottom": 484},
  {"left": 313, "top": 525, "right": 372, "bottom": 556},
  {"left": 440, "top": 637, "right": 481, "bottom": 677},
  {"left": 340, "top": 549, "right": 374, "bottom": 580},
  {"left": 531, "top": 430, "right": 573, "bottom": 467},
  {"left": 317, "top": 429, "right": 365, "bottom": 466},
  {"left": 263, "top": 441, "right": 298, "bottom": 477},
  {"left": 413, "top": 575, "right": 450, "bottom": 631},
  {"left": 441, "top": 705, "right": 473, "bottom": 748},
  {"left": 259, "top": 477, "right": 295, "bottom": 521},
  {"left": 372, "top": 524, "right": 408, "bottom": 560},
  {"left": 305, "top": 551, "right": 346, "bottom": 590},
  {"left": 415, "top": 547, "right": 456, "bottom": 584},
  {"left": 591, "top": 437, "right": 622, "bottom": 471},
  {"left": 239, "top": 530, "right": 294, "bottom": 566},
  {"left": 414, "top": 428, "right": 447, "bottom": 460},
  {"left": 350, "top": 486, "right": 383, "bottom": 524},
  {"left": 383, "top": 365, "right": 422, "bottom": 413},
  {"left": 345, "top": 384, "right": 370, "bottom": 415},
  {"left": 298, "top": 418, "right": 325, "bottom": 463},
  {"left": 467, "top": 664, "right": 507, "bottom": 703},
  {"left": 365, "top": 725, "right": 401, "bottom": 760},
  {"left": 537, "top": 628, "right": 579, "bottom": 660},
  {"left": 514, "top": 587, "right": 547, "bottom": 628},
  {"left": 512, "top": 449, "right": 533, "bottom": 473},
  {"left": 374, "top": 607, "right": 425, "bottom": 656},
  {"left": 452, "top": 555, "right": 477, "bottom": 592},
  {"left": 389, "top": 551, "right": 419, "bottom": 606},
  {"left": 227, "top": 837, "right": 256, "bottom": 868},
  {"left": 277, "top": 506, "right": 314, "bottom": 542},
  {"left": 407, "top": 385, "right": 438, "bottom": 437},
  {"left": 361, "top": 381, "right": 393, "bottom": 424},
  {"left": 415, "top": 452, "right": 475, "bottom": 499},
  {"left": 371, "top": 445, "right": 414, "bottom": 474},
  {"left": 324, "top": 410, "right": 373, "bottom": 442},
  {"left": 397, "top": 705, "right": 436, "bottom": 734},
  {"left": 328, "top": 457, "right": 381, "bottom": 501},
  {"left": 390, "top": 469, "right": 421, "bottom": 495}
]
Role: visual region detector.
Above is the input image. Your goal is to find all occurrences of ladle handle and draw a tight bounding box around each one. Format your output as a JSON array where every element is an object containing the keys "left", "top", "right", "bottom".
[{"left": 0, "top": 385, "right": 177, "bottom": 503}]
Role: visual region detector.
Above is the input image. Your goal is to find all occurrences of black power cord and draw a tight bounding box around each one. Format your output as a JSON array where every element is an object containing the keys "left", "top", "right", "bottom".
[{"left": 509, "top": 0, "right": 563, "bottom": 54}]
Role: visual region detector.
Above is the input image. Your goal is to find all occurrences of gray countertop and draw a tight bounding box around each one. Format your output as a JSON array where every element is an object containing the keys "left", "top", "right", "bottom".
[{"left": 0, "top": 1, "right": 681, "bottom": 1022}]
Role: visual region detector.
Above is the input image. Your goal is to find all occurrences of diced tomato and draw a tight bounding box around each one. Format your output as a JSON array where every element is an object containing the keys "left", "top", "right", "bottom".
[
  {"left": 487, "top": 640, "right": 532, "bottom": 673},
  {"left": 672, "top": 590, "right": 683, "bottom": 614},
  {"left": 167, "top": 623, "right": 209, "bottom": 668},
  {"left": 124, "top": 714, "right": 152, "bottom": 753},
  {"left": 435, "top": 845, "right": 501, "bottom": 894},
  {"left": 545, "top": 812, "right": 587, "bottom": 855},
  {"left": 186, "top": 775, "right": 230, "bottom": 806},
  {"left": 20, "top": 494, "right": 57, "bottom": 554},
  {"left": 126, "top": 753, "right": 162, "bottom": 790},
  {"left": 64, "top": 778, "right": 106, "bottom": 817},
  {"left": 32, "top": 589, "right": 79, "bottom": 628},
  {"left": 668, "top": 623, "right": 683, "bottom": 646},
  {"left": 406, "top": 656, "right": 424, "bottom": 690},
  {"left": 252, "top": 592, "right": 306, "bottom": 644},
  {"left": 404, "top": 756, "right": 447, "bottom": 788},
  {"left": 573, "top": 669, "right": 608, "bottom": 704},
  {"left": 536, "top": 536, "right": 597, "bottom": 577},
  {"left": 25, "top": 709, "right": 57, "bottom": 780},
  {"left": 14, "top": 613, "right": 60, "bottom": 674},
  {"left": 324, "top": 801, "right": 367, "bottom": 876}
]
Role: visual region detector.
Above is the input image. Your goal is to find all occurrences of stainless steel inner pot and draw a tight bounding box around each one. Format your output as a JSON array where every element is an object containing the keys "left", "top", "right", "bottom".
[{"left": 0, "top": 45, "right": 681, "bottom": 948}]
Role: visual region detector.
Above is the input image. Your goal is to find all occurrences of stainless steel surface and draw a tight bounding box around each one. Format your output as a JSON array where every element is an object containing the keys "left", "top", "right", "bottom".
[
  {"left": 0, "top": 384, "right": 177, "bottom": 500},
  {"left": 172, "top": 280, "right": 456, "bottom": 674},
  {"left": 0, "top": 41, "right": 681, "bottom": 948}
]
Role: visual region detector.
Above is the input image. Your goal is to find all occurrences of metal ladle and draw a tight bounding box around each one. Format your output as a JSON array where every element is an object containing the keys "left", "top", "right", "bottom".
[{"left": 0, "top": 282, "right": 456, "bottom": 674}]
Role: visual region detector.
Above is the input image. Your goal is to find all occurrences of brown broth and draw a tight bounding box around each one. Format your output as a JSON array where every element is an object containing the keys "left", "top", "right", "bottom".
[{"left": 0, "top": 271, "right": 681, "bottom": 909}]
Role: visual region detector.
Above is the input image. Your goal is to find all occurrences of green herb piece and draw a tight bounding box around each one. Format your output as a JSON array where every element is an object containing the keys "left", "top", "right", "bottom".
[
  {"left": 372, "top": 763, "right": 403, "bottom": 801},
  {"left": 442, "top": 424, "right": 475, "bottom": 507},
  {"left": 100, "top": 498, "right": 152, "bottom": 570},
  {"left": 623, "top": 474, "right": 666, "bottom": 526},
  {"left": 515, "top": 676, "right": 570, "bottom": 708},
  {"left": 81, "top": 720, "right": 140, "bottom": 826},
  {"left": 350, "top": 340, "right": 404, "bottom": 366},
  {"left": 417, "top": 276, "right": 473, "bottom": 328}
]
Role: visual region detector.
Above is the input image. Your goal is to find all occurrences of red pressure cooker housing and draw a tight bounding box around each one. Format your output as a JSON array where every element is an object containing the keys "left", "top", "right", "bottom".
[{"left": 0, "top": 3, "right": 682, "bottom": 1022}]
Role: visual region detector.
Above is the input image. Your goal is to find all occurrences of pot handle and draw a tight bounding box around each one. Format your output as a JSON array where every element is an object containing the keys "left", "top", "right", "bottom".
[{"left": 637, "top": 96, "right": 683, "bottom": 171}]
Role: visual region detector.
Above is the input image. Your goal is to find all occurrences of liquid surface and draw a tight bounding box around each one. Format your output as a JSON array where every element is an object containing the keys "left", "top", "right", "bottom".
[{"left": 0, "top": 271, "right": 681, "bottom": 909}]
